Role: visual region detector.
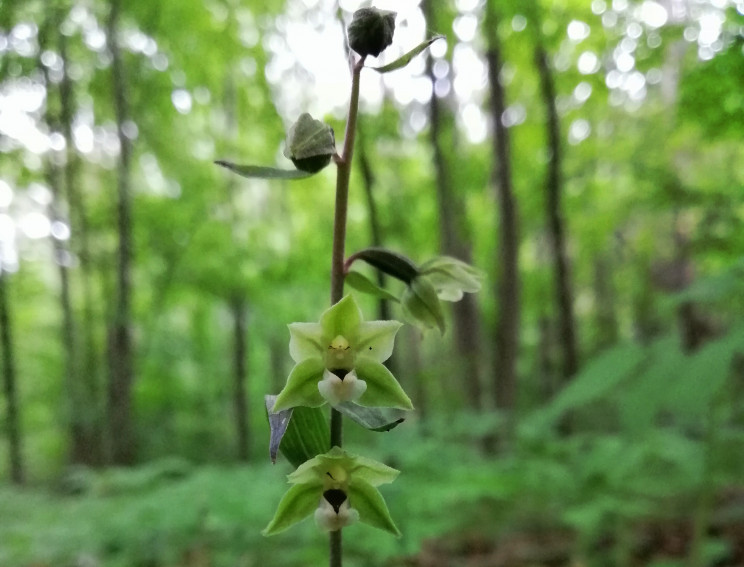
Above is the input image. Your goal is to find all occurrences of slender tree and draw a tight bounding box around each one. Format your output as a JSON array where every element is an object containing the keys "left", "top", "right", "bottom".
[
  {"left": 0, "top": 271, "right": 24, "bottom": 484},
  {"left": 58, "top": 8, "right": 105, "bottom": 465},
  {"left": 230, "top": 296, "right": 250, "bottom": 461},
  {"left": 485, "top": 0, "right": 520, "bottom": 416},
  {"left": 423, "top": 0, "right": 484, "bottom": 411},
  {"left": 106, "top": 0, "right": 136, "bottom": 464},
  {"left": 530, "top": 3, "right": 579, "bottom": 381}
]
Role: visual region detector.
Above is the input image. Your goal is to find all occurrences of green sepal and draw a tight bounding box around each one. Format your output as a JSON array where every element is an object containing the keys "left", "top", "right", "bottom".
[
  {"left": 348, "top": 8, "right": 396, "bottom": 58},
  {"left": 320, "top": 294, "right": 362, "bottom": 341},
  {"left": 356, "top": 358, "right": 413, "bottom": 410},
  {"left": 401, "top": 276, "right": 445, "bottom": 333},
  {"left": 273, "top": 358, "right": 326, "bottom": 412},
  {"left": 345, "top": 271, "right": 400, "bottom": 302},
  {"left": 214, "top": 161, "right": 314, "bottom": 179},
  {"left": 370, "top": 35, "right": 445, "bottom": 74},
  {"left": 262, "top": 481, "right": 323, "bottom": 536},
  {"left": 348, "top": 247, "right": 419, "bottom": 284},
  {"left": 265, "top": 395, "right": 329, "bottom": 467},
  {"left": 336, "top": 402, "right": 405, "bottom": 432},
  {"left": 349, "top": 478, "right": 401, "bottom": 537}
]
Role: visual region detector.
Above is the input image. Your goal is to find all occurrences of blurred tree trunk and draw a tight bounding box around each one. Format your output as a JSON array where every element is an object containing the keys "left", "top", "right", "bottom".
[
  {"left": 485, "top": 0, "right": 520, "bottom": 418},
  {"left": 593, "top": 255, "right": 619, "bottom": 350},
  {"left": 0, "top": 272, "right": 24, "bottom": 484},
  {"left": 356, "top": 122, "right": 392, "bottom": 323},
  {"left": 59, "top": 21, "right": 105, "bottom": 466},
  {"left": 38, "top": 14, "right": 89, "bottom": 466},
  {"left": 230, "top": 297, "right": 250, "bottom": 461},
  {"left": 423, "top": 0, "right": 484, "bottom": 411},
  {"left": 106, "top": 0, "right": 136, "bottom": 465},
  {"left": 532, "top": 10, "right": 579, "bottom": 382}
]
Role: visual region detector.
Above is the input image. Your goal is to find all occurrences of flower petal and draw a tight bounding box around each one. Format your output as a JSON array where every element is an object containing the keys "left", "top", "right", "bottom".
[
  {"left": 318, "top": 370, "right": 367, "bottom": 406},
  {"left": 273, "top": 358, "right": 326, "bottom": 412},
  {"left": 320, "top": 295, "right": 362, "bottom": 340},
  {"left": 348, "top": 478, "right": 401, "bottom": 537},
  {"left": 288, "top": 322, "right": 323, "bottom": 363},
  {"left": 350, "top": 456, "right": 399, "bottom": 487},
  {"left": 356, "top": 320, "right": 403, "bottom": 363},
  {"left": 355, "top": 358, "right": 413, "bottom": 410},
  {"left": 262, "top": 482, "right": 323, "bottom": 536}
]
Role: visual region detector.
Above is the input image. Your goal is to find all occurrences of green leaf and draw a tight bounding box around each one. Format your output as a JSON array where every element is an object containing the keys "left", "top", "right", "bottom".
[
  {"left": 355, "top": 358, "right": 413, "bottom": 410},
  {"left": 345, "top": 271, "right": 400, "bottom": 302},
  {"left": 262, "top": 481, "right": 322, "bottom": 536},
  {"left": 214, "top": 160, "right": 313, "bottom": 179},
  {"left": 336, "top": 402, "right": 406, "bottom": 432},
  {"left": 370, "top": 35, "right": 445, "bottom": 73},
  {"left": 349, "top": 478, "right": 401, "bottom": 537},
  {"left": 273, "top": 358, "right": 326, "bottom": 412},
  {"left": 275, "top": 403, "right": 330, "bottom": 468},
  {"left": 348, "top": 247, "right": 419, "bottom": 284}
]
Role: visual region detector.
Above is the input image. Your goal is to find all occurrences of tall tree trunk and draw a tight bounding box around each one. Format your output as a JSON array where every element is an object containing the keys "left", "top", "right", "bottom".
[
  {"left": 485, "top": 0, "right": 520, "bottom": 417},
  {"left": 38, "top": 13, "right": 88, "bottom": 465},
  {"left": 592, "top": 254, "right": 619, "bottom": 350},
  {"left": 106, "top": 0, "right": 136, "bottom": 465},
  {"left": 0, "top": 272, "right": 24, "bottom": 484},
  {"left": 59, "top": 20, "right": 104, "bottom": 465},
  {"left": 231, "top": 297, "right": 250, "bottom": 461},
  {"left": 423, "top": 0, "right": 484, "bottom": 411},
  {"left": 532, "top": 19, "right": 579, "bottom": 382},
  {"left": 356, "top": 122, "right": 392, "bottom": 323}
]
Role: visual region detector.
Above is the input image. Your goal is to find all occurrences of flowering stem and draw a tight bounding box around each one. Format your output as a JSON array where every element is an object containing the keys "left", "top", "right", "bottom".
[{"left": 329, "top": 55, "right": 365, "bottom": 567}]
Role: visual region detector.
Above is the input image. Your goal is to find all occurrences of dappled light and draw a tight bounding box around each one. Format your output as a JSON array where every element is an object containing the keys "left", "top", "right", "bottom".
[{"left": 2, "top": 0, "right": 744, "bottom": 566}]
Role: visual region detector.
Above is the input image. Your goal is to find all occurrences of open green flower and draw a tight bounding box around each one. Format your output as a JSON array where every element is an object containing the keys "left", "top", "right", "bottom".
[
  {"left": 263, "top": 447, "right": 401, "bottom": 536},
  {"left": 272, "top": 295, "right": 412, "bottom": 412}
]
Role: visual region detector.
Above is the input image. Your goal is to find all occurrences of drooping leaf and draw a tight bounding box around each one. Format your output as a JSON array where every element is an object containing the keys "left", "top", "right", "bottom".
[
  {"left": 336, "top": 402, "right": 405, "bottom": 432},
  {"left": 348, "top": 247, "right": 419, "bottom": 284},
  {"left": 370, "top": 35, "right": 445, "bottom": 73},
  {"left": 345, "top": 270, "right": 400, "bottom": 302},
  {"left": 214, "top": 160, "right": 313, "bottom": 179},
  {"left": 265, "top": 395, "right": 291, "bottom": 464},
  {"left": 265, "top": 395, "right": 329, "bottom": 468},
  {"left": 401, "top": 276, "right": 446, "bottom": 334}
]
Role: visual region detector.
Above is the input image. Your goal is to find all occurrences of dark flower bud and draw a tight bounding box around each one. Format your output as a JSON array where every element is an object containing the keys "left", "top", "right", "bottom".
[
  {"left": 284, "top": 113, "right": 336, "bottom": 173},
  {"left": 347, "top": 8, "right": 396, "bottom": 58}
]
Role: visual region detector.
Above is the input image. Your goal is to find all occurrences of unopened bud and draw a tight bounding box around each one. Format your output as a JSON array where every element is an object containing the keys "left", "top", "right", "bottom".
[
  {"left": 284, "top": 113, "right": 335, "bottom": 173},
  {"left": 347, "top": 8, "right": 396, "bottom": 58}
]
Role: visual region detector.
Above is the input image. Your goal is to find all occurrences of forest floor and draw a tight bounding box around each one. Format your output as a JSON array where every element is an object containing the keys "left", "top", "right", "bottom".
[{"left": 393, "top": 489, "right": 744, "bottom": 567}]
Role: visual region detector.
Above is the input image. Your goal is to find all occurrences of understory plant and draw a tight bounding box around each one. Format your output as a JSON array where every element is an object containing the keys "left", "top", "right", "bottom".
[{"left": 217, "top": 7, "right": 481, "bottom": 566}]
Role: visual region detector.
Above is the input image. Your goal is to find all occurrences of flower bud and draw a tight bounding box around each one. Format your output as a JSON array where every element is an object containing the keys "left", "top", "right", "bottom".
[
  {"left": 284, "top": 113, "right": 336, "bottom": 173},
  {"left": 347, "top": 8, "right": 396, "bottom": 58}
]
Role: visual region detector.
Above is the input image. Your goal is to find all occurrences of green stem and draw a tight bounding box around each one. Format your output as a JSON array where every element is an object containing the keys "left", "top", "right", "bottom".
[{"left": 329, "top": 55, "right": 365, "bottom": 567}]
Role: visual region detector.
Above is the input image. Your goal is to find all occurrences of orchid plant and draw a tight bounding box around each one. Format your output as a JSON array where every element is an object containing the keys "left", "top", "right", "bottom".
[{"left": 216, "top": 7, "right": 481, "bottom": 566}]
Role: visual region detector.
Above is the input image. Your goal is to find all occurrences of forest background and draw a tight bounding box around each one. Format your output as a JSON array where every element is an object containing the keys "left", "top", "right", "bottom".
[{"left": 1, "top": 0, "right": 744, "bottom": 565}]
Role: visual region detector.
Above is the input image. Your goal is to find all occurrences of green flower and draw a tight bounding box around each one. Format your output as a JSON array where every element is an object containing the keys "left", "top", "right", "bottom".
[
  {"left": 272, "top": 295, "right": 412, "bottom": 412},
  {"left": 263, "top": 447, "right": 401, "bottom": 536},
  {"left": 419, "top": 256, "right": 484, "bottom": 302},
  {"left": 402, "top": 257, "right": 485, "bottom": 333}
]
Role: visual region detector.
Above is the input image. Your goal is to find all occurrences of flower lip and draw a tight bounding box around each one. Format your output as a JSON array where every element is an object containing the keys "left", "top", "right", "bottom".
[{"left": 323, "top": 488, "right": 348, "bottom": 514}]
